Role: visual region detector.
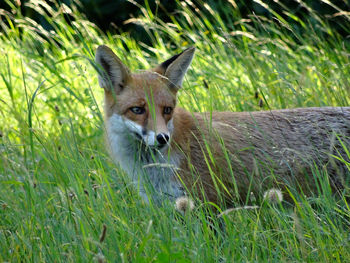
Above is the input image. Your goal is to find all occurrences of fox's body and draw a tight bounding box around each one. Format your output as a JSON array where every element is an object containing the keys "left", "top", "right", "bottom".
[
  {"left": 96, "top": 45, "right": 350, "bottom": 204},
  {"left": 173, "top": 107, "right": 350, "bottom": 203}
]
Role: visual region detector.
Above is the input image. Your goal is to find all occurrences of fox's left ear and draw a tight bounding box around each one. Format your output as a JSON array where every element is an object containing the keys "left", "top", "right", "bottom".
[
  {"left": 155, "top": 47, "right": 195, "bottom": 90},
  {"left": 95, "top": 45, "right": 130, "bottom": 92}
]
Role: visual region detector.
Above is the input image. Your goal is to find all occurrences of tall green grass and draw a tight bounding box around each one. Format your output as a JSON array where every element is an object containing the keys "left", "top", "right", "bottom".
[{"left": 0, "top": 0, "right": 349, "bottom": 261}]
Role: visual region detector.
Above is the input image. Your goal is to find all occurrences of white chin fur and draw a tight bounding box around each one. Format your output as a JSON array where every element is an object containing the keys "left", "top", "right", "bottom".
[
  {"left": 107, "top": 113, "right": 183, "bottom": 203},
  {"left": 144, "top": 130, "right": 156, "bottom": 146}
]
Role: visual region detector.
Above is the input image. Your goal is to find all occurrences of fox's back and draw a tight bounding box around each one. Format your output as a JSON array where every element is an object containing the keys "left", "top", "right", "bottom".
[{"left": 201, "top": 107, "right": 350, "bottom": 153}]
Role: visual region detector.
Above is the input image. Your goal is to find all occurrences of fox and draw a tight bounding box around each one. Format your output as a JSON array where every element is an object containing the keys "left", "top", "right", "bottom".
[{"left": 95, "top": 45, "right": 350, "bottom": 205}]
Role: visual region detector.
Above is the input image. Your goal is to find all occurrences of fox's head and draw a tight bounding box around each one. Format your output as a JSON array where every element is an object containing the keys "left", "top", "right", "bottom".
[{"left": 95, "top": 45, "right": 195, "bottom": 148}]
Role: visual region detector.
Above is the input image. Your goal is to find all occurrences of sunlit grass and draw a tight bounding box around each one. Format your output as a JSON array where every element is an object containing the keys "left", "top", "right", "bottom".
[{"left": 0, "top": 0, "right": 349, "bottom": 261}]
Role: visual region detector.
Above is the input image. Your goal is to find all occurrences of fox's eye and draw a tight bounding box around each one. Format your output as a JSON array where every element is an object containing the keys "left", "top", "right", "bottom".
[
  {"left": 163, "top": 107, "right": 173, "bottom": 115},
  {"left": 130, "top": 107, "right": 145, "bottom": 115}
]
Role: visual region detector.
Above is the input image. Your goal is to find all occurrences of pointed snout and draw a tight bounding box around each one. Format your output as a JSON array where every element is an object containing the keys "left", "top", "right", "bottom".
[{"left": 146, "top": 108, "right": 171, "bottom": 146}]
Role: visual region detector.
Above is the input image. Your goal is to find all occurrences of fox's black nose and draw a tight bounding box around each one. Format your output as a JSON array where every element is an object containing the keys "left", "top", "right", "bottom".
[{"left": 156, "top": 133, "right": 170, "bottom": 145}]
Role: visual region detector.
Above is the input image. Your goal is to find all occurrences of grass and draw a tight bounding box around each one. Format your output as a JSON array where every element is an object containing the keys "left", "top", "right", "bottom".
[{"left": 0, "top": 0, "right": 350, "bottom": 261}]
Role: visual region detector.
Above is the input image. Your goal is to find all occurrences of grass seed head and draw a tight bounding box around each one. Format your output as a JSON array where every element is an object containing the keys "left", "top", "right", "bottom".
[
  {"left": 175, "top": 196, "right": 194, "bottom": 214},
  {"left": 263, "top": 188, "right": 283, "bottom": 204},
  {"left": 94, "top": 253, "right": 105, "bottom": 263}
]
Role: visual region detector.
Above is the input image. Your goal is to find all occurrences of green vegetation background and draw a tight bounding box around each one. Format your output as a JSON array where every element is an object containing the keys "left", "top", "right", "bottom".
[{"left": 0, "top": 0, "right": 349, "bottom": 262}]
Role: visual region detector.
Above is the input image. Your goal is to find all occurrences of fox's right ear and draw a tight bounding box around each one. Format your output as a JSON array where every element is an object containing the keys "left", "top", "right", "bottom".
[
  {"left": 154, "top": 47, "right": 195, "bottom": 90},
  {"left": 95, "top": 45, "right": 130, "bottom": 91}
]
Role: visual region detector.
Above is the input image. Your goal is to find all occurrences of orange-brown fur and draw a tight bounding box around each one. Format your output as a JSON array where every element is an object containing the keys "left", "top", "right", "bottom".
[{"left": 171, "top": 108, "right": 350, "bottom": 204}]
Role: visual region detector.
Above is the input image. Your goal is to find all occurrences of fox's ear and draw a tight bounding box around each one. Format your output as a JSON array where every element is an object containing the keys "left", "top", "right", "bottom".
[
  {"left": 95, "top": 45, "right": 130, "bottom": 91},
  {"left": 155, "top": 47, "right": 195, "bottom": 90}
]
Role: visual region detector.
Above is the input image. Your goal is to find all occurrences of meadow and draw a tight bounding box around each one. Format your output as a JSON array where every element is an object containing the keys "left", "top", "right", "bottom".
[{"left": 0, "top": 0, "right": 350, "bottom": 261}]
